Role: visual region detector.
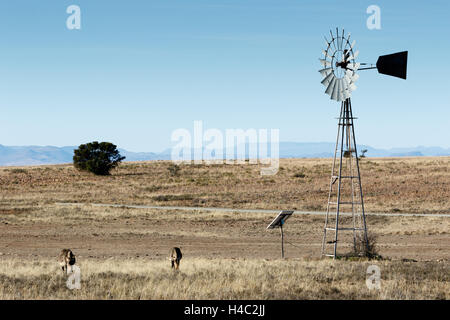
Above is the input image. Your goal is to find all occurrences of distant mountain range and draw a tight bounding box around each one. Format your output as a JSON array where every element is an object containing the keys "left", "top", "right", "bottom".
[{"left": 0, "top": 143, "right": 449, "bottom": 166}]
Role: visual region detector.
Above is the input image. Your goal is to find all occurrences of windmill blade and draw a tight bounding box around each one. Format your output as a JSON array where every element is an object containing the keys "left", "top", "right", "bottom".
[
  {"left": 337, "top": 79, "right": 344, "bottom": 101},
  {"left": 342, "top": 75, "right": 350, "bottom": 87},
  {"left": 350, "top": 39, "right": 356, "bottom": 50},
  {"left": 344, "top": 72, "right": 356, "bottom": 87},
  {"left": 331, "top": 78, "right": 340, "bottom": 101},
  {"left": 344, "top": 33, "right": 351, "bottom": 48},
  {"left": 342, "top": 74, "right": 351, "bottom": 93},
  {"left": 350, "top": 73, "right": 359, "bottom": 82},
  {"left": 342, "top": 76, "right": 354, "bottom": 95},
  {"left": 324, "top": 40, "right": 330, "bottom": 48},
  {"left": 322, "top": 50, "right": 333, "bottom": 58},
  {"left": 346, "top": 62, "right": 360, "bottom": 71},
  {"left": 318, "top": 67, "right": 332, "bottom": 77},
  {"left": 325, "top": 77, "right": 336, "bottom": 95},
  {"left": 340, "top": 79, "right": 349, "bottom": 100},
  {"left": 329, "top": 30, "right": 336, "bottom": 50},
  {"left": 348, "top": 50, "right": 359, "bottom": 60},
  {"left": 345, "top": 68, "right": 359, "bottom": 82},
  {"left": 345, "top": 70, "right": 354, "bottom": 79},
  {"left": 346, "top": 63, "right": 355, "bottom": 71},
  {"left": 336, "top": 27, "right": 340, "bottom": 50},
  {"left": 321, "top": 72, "right": 335, "bottom": 86},
  {"left": 319, "top": 58, "right": 331, "bottom": 67},
  {"left": 343, "top": 87, "right": 351, "bottom": 100}
]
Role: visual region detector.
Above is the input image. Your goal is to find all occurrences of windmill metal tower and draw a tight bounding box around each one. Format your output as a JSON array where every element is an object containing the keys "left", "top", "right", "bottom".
[{"left": 318, "top": 28, "right": 408, "bottom": 259}]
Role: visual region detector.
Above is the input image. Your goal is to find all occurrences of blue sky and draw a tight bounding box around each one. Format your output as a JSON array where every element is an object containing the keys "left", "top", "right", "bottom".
[{"left": 0, "top": 0, "right": 448, "bottom": 152}]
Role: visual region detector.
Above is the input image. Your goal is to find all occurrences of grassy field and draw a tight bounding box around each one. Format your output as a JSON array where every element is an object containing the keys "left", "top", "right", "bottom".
[
  {"left": 0, "top": 157, "right": 449, "bottom": 214},
  {"left": 0, "top": 257, "right": 447, "bottom": 300},
  {"left": 0, "top": 157, "right": 449, "bottom": 299}
]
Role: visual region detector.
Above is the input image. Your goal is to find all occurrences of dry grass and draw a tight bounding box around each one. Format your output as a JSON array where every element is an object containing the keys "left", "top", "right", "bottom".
[
  {"left": 0, "top": 157, "right": 449, "bottom": 214},
  {"left": 0, "top": 157, "right": 449, "bottom": 300},
  {"left": 0, "top": 257, "right": 447, "bottom": 300}
]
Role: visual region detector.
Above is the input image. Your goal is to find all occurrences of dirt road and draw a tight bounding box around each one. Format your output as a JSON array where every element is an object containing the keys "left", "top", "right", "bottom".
[{"left": 0, "top": 203, "right": 448, "bottom": 262}]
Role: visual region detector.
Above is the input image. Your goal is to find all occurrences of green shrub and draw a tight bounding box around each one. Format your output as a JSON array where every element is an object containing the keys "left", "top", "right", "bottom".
[{"left": 73, "top": 141, "right": 125, "bottom": 175}]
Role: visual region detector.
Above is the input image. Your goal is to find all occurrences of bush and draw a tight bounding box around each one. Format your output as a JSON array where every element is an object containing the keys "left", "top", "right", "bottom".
[
  {"left": 9, "top": 168, "right": 28, "bottom": 174},
  {"left": 152, "top": 194, "right": 193, "bottom": 201},
  {"left": 73, "top": 141, "right": 125, "bottom": 175},
  {"left": 353, "top": 231, "right": 380, "bottom": 259},
  {"left": 293, "top": 172, "right": 306, "bottom": 178},
  {"left": 167, "top": 164, "right": 181, "bottom": 176},
  {"left": 358, "top": 149, "right": 368, "bottom": 160}
]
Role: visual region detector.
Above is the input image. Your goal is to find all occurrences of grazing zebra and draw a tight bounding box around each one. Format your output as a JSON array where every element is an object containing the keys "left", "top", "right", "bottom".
[
  {"left": 169, "top": 247, "right": 182, "bottom": 270},
  {"left": 58, "top": 249, "right": 76, "bottom": 275}
]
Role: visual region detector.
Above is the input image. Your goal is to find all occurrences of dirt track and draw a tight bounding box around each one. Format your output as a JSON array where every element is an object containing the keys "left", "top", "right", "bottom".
[{"left": 0, "top": 204, "right": 448, "bottom": 262}]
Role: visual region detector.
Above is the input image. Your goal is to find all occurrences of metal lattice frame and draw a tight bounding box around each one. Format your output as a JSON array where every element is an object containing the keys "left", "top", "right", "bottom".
[{"left": 321, "top": 98, "right": 369, "bottom": 259}]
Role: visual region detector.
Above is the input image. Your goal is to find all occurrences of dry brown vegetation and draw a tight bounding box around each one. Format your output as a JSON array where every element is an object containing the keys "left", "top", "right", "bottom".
[
  {"left": 0, "top": 157, "right": 449, "bottom": 299},
  {"left": 0, "top": 157, "right": 449, "bottom": 214},
  {"left": 0, "top": 257, "right": 447, "bottom": 300}
]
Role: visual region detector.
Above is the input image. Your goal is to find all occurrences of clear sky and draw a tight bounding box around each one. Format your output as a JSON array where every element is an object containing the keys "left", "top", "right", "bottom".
[{"left": 0, "top": 0, "right": 448, "bottom": 152}]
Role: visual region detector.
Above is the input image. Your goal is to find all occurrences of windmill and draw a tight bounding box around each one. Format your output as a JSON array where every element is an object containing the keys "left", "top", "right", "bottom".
[{"left": 319, "top": 28, "right": 407, "bottom": 259}]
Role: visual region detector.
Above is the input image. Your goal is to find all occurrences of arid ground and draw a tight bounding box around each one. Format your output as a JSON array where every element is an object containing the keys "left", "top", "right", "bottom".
[{"left": 0, "top": 157, "right": 448, "bottom": 299}]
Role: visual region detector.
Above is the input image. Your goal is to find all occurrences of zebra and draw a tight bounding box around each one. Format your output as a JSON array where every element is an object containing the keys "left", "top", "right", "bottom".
[
  {"left": 58, "top": 249, "right": 76, "bottom": 275},
  {"left": 169, "top": 247, "right": 182, "bottom": 270}
]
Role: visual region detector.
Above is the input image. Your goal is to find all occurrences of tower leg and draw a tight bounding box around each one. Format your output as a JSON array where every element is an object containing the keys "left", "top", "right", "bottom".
[
  {"left": 348, "top": 99, "right": 369, "bottom": 253},
  {"left": 321, "top": 102, "right": 344, "bottom": 257}
]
